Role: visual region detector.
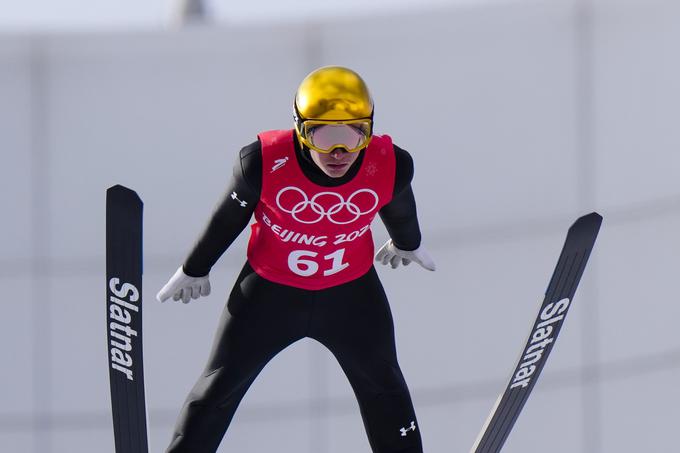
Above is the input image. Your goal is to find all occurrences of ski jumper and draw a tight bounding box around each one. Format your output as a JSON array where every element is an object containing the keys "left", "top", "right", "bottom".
[{"left": 166, "top": 131, "right": 424, "bottom": 453}]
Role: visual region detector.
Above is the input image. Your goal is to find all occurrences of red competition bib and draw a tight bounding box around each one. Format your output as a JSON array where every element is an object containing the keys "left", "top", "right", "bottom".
[{"left": 247, "top": 129, "right": 396, "bottom": 290}]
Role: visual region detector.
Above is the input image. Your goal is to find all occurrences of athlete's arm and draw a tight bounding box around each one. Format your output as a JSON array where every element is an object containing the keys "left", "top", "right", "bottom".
[
  {"left": 376, "top": 145, "right": 435, "bottom": 271},
  {"left": 378, "top": 145, "right": 422, "bottom": 251},
  {"left": 157, "top": 141, "right": 262, "bottom": 303},
  {"left": 182, "top": 140, "right": 262, "bottom": 277}
]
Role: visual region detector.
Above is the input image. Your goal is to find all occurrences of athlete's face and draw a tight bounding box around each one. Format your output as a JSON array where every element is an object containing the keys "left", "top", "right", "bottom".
[{"left": 310, "top": 147, "right": 361, "bottom": 178}]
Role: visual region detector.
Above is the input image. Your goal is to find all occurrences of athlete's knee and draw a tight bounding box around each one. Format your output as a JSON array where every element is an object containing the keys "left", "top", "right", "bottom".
[
  {"left": 359, "top": 359, "right": 409, "bottom": 394},
  {"left": 187, "top": 366, "right": 250, "bottom": 408}
]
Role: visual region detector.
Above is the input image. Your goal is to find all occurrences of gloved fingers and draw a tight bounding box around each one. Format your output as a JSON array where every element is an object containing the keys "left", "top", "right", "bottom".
[
  {"left": 390, "top": 254, "right": 401, "bottom": 269},
  {"left": 414, "top": 249, "right": 436, "bottom": 271},
  {"left": 181, "top": 288, "right": 191, "bottom": 304},
  {"left": 157, "top": 278, "right": 181, "bottom": 302},
  {"left": 382, "top": 252, "right": 393, "bottom": 266},
  {"left": 200, "top": 280, "right": 211, "bottom": 297},
  {"left": 375, "top": 248, "right": 386, "bottom": 262},
  {"left": 191, "top": 284, "right": 201, "bottom": 300},
  {"left": 157, "top": 286, "right": 171, "bottom": 303},
  {"left": 158, "top": 266, "right": 190, "bottom": 303},
  {"left": 422, "top": 257, "right": 436, "bottom": 271},
  {"left": 374, "top": 240, "right": 391, "bottom": 262},
  {"left": 402, "top": 258, "right": 411, "bottom": 266}
]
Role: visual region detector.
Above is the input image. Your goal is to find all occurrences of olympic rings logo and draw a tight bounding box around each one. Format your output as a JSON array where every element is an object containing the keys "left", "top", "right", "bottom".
[{"left": 276, "top": 186, "right": 379, "bottom": 225}]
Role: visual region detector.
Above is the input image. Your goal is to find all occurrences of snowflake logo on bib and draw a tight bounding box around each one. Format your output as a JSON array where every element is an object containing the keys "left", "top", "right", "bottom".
[{"left": 366, "top": 162, "right": 378, "bottom": 176}]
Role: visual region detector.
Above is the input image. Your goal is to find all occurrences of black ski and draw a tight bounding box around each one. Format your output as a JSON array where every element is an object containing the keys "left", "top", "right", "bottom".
[
  {"left": 470, "top": 212, "right": 602, "bottom": 453},
  {"left": 106, "top": 185, "right": 149, "bottom": 453}
]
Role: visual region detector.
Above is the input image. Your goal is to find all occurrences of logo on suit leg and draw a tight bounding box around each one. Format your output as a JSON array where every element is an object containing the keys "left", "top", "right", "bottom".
[{"left": 400, "top": 421, "right": 416, "bottom": 437}]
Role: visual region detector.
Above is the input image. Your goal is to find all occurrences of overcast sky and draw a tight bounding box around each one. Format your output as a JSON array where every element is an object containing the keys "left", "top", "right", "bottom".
[{"left": 0, "top": 0, "right": 514, "bottom": 31}]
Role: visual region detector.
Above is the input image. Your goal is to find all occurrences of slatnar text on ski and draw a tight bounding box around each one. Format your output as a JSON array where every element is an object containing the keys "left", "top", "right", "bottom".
[
  {"left": 510, "top": 297, "right": 570, "bottom": 389},
  {"left": 108, "top": 277, "right": 141, "bottom": 381}
]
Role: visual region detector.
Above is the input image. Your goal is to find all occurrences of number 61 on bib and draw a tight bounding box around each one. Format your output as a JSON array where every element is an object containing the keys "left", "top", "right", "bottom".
[{"left": 288, "top": 248, "right": 349, "bottom": 277}]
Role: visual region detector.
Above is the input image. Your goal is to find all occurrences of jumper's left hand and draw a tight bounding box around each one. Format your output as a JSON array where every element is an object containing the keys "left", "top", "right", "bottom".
[{"left": 375, "top": 239, "right": 436, "bottom": 271}]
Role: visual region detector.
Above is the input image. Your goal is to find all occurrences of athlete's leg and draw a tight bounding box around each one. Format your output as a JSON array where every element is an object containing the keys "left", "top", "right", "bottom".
[
  {"left": 309, "top": 267, "right": 423, "bottom": 453},
  {"left": 166, "top": 263, "right": 311, "bottom": 453}
]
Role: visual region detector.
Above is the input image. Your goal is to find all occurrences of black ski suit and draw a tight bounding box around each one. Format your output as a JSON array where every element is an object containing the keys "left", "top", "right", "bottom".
[{"left": 166, "top": 132, "right": 425, "bottom": 453}]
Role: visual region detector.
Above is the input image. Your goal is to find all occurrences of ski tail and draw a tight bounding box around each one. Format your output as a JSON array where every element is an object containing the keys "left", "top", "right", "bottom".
[
  {"left": 106, "top": 185, "right": 149, "bottom": 453},
  {"left": 470, "top": 212, "right": 602, "bottom": 453}
]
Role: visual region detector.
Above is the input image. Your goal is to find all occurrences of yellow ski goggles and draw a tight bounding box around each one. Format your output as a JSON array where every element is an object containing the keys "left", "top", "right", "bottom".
[{"left": 295, "top": 119, "right": 373, "bottom": 154}]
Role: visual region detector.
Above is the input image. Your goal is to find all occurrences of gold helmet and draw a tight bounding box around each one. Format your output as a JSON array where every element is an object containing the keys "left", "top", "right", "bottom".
[{"left": 294, "top": 66, "right": 374, "bottom": 153}]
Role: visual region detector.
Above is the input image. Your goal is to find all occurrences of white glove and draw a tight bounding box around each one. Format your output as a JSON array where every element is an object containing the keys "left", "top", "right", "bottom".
[
  {"left": 375, "top": 239, "right": 436, "bottom": 271},
  {"left": 156, "top": 266, "right": 211, "bottom": 303}
]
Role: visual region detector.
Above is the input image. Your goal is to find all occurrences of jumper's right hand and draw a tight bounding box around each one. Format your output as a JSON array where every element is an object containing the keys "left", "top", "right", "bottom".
[{"left": 156, "top": 266, "right": 211, "bottom": 303}]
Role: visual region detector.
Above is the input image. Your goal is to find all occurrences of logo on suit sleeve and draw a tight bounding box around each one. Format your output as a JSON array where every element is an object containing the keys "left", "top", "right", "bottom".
[{"left": 231, "top": 191, "right": 248, "bottom": 207}]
